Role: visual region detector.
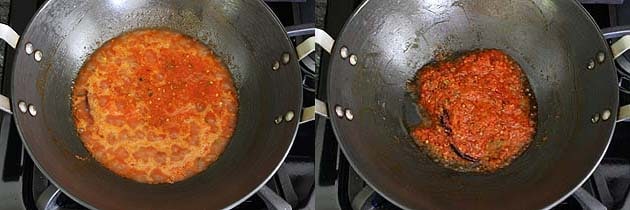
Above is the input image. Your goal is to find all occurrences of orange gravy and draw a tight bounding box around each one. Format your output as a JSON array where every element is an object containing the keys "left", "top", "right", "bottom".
[
  {"left": 412, "top": 49, "right": 536, "bottom": 172},
  {"left": 72, "top": 29, "right": 238, "bottom": 184}
]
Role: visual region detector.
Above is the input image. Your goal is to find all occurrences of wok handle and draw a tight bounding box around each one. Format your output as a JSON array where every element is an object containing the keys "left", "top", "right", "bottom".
[
  {"left": 0, "top": 23, "right": 19, "bottom": 49},
  {"left": 611, "top": 35, "right": 630, "bottom": 59},
  {"left": 612, "top": 35, "right": 630, "bottom": 122},
  {"left": 300, "top": 99, "right": 328, "bottom": 124},
  {"left": 618, "top": 105, "right": 630, "bottom": 123},
  {"left": 296, "top": 28, "right": 334, "bottom": 61},
  {"left": 606, "top": 31, "right": 630, "bottom": 122},
  {"left": 0, "top": 24, "right": 19, "bottom": 115},
  {"left": 294, "top": 29, "right": 335, "bottom": 124},
  {"left": 0, "top": 95, "right": 11, "bottom": 114}
]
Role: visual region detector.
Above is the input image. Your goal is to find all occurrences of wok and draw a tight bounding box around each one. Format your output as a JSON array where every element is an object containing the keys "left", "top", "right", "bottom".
[
  {"left": 0, "top": 0, "right": 302, "bottom": 209},
  {"left": 324, "top": 0, "right": 625, "bottom": 209}
]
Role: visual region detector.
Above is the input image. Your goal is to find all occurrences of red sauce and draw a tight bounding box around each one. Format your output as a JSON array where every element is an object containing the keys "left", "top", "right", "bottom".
[
  {"left": 71, "top": 29, "right": 238, "bottom": 183},
  {"left": 411, "top": 49, "right": 536, "bottom": 172}
]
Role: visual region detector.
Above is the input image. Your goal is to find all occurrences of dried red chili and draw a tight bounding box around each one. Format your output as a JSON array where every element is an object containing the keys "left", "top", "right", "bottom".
[{"left": 411, "top": 49, "right": 536, "bottom": 172}]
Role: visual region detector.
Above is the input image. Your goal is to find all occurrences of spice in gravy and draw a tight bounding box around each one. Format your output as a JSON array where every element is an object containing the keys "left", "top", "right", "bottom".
[
  {"left": 411, "top": 49, "right": 536, "bottom": 172},
  {"left": 71, "top": 29, "right": 238, "bottom": 184}
]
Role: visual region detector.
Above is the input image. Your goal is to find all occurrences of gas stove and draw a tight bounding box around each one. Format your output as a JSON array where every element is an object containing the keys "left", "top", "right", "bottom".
[
  {"left": 0, "top": 1, "right": 316, "bottom": 210},
  {"left": 315, "top": 0, "right": 630, "bottom": 210},
  {"left": 4, "top": 0, "right": 630, "bottom": 209}
]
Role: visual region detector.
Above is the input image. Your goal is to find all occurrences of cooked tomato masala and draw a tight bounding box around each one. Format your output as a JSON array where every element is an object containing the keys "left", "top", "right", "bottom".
[
  {"left": 411, "top": 49, "right": 536, "bottom": 172},
  {"left": 72, "top": 29, "right": 238, "bottom": 184}
]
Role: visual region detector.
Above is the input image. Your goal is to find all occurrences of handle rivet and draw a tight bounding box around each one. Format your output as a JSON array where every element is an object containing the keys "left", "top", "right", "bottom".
[
  {"left": 25, "top": 43, "right": 33, "bottom": 55},
  {"left": 340, "top": 47, "right": 349, "bottom": 59},
  {"left": 335, "top": 105, "right": 344, "bottom": 118},
  {"left": 274, "top": 115, "right": 283, "bottom": 124},
  {"left": 602, "top": 109, "right": 611, "bottom": 121},
  {"left": 596, "top": 52, "right": 605, "bottom": 63},
  {"left": 591, "top": 113, "right": 600, "bottom": 123},
  {"left": 28, "top": 104, "right": 37, "bottom": 116},
  {"left": 344, "top": 109, "right": 354, "bottom": 121},
  {"left": 349, "top": 54, "right": 358, "bottom": 66},
  {"left": 18, "top": 101, "right": 27, "bottom": 113},
  {"left": 281, "top": 53, "right": 290, "bottom": 65},
  {"left": 285, "top": 111, "right": 295, "bottom": 122},
  {"left": 34, "top": 50, "right": 43, "bottom": 62},
  {"left": 272, "top": 61, "right": 280, "bottom": 71},
  {"left": 587, "top": 59, "right": 595, "bottom": 70}
]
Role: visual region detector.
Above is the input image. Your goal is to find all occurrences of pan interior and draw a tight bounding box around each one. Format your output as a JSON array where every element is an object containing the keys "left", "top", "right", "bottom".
[
  {"left": 328, "top": 0, "right": 617, "bottom": 209},
  {"left": 11, "top": 0, "right": 301, "bottom": 209}
]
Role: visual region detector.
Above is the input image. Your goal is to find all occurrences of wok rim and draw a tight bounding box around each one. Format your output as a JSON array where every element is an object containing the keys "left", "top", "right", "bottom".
[
  {"left": 10, "top": 0, "right": 303, "bottom": 209},
  {"left": 326, "top": 0, "right": 617, "bottom": 209}
]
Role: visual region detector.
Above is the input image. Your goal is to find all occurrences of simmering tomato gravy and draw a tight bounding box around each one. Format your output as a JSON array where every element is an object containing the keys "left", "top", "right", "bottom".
[{"left": 72, "top": 29, "right": 238, "bottom": 183}]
